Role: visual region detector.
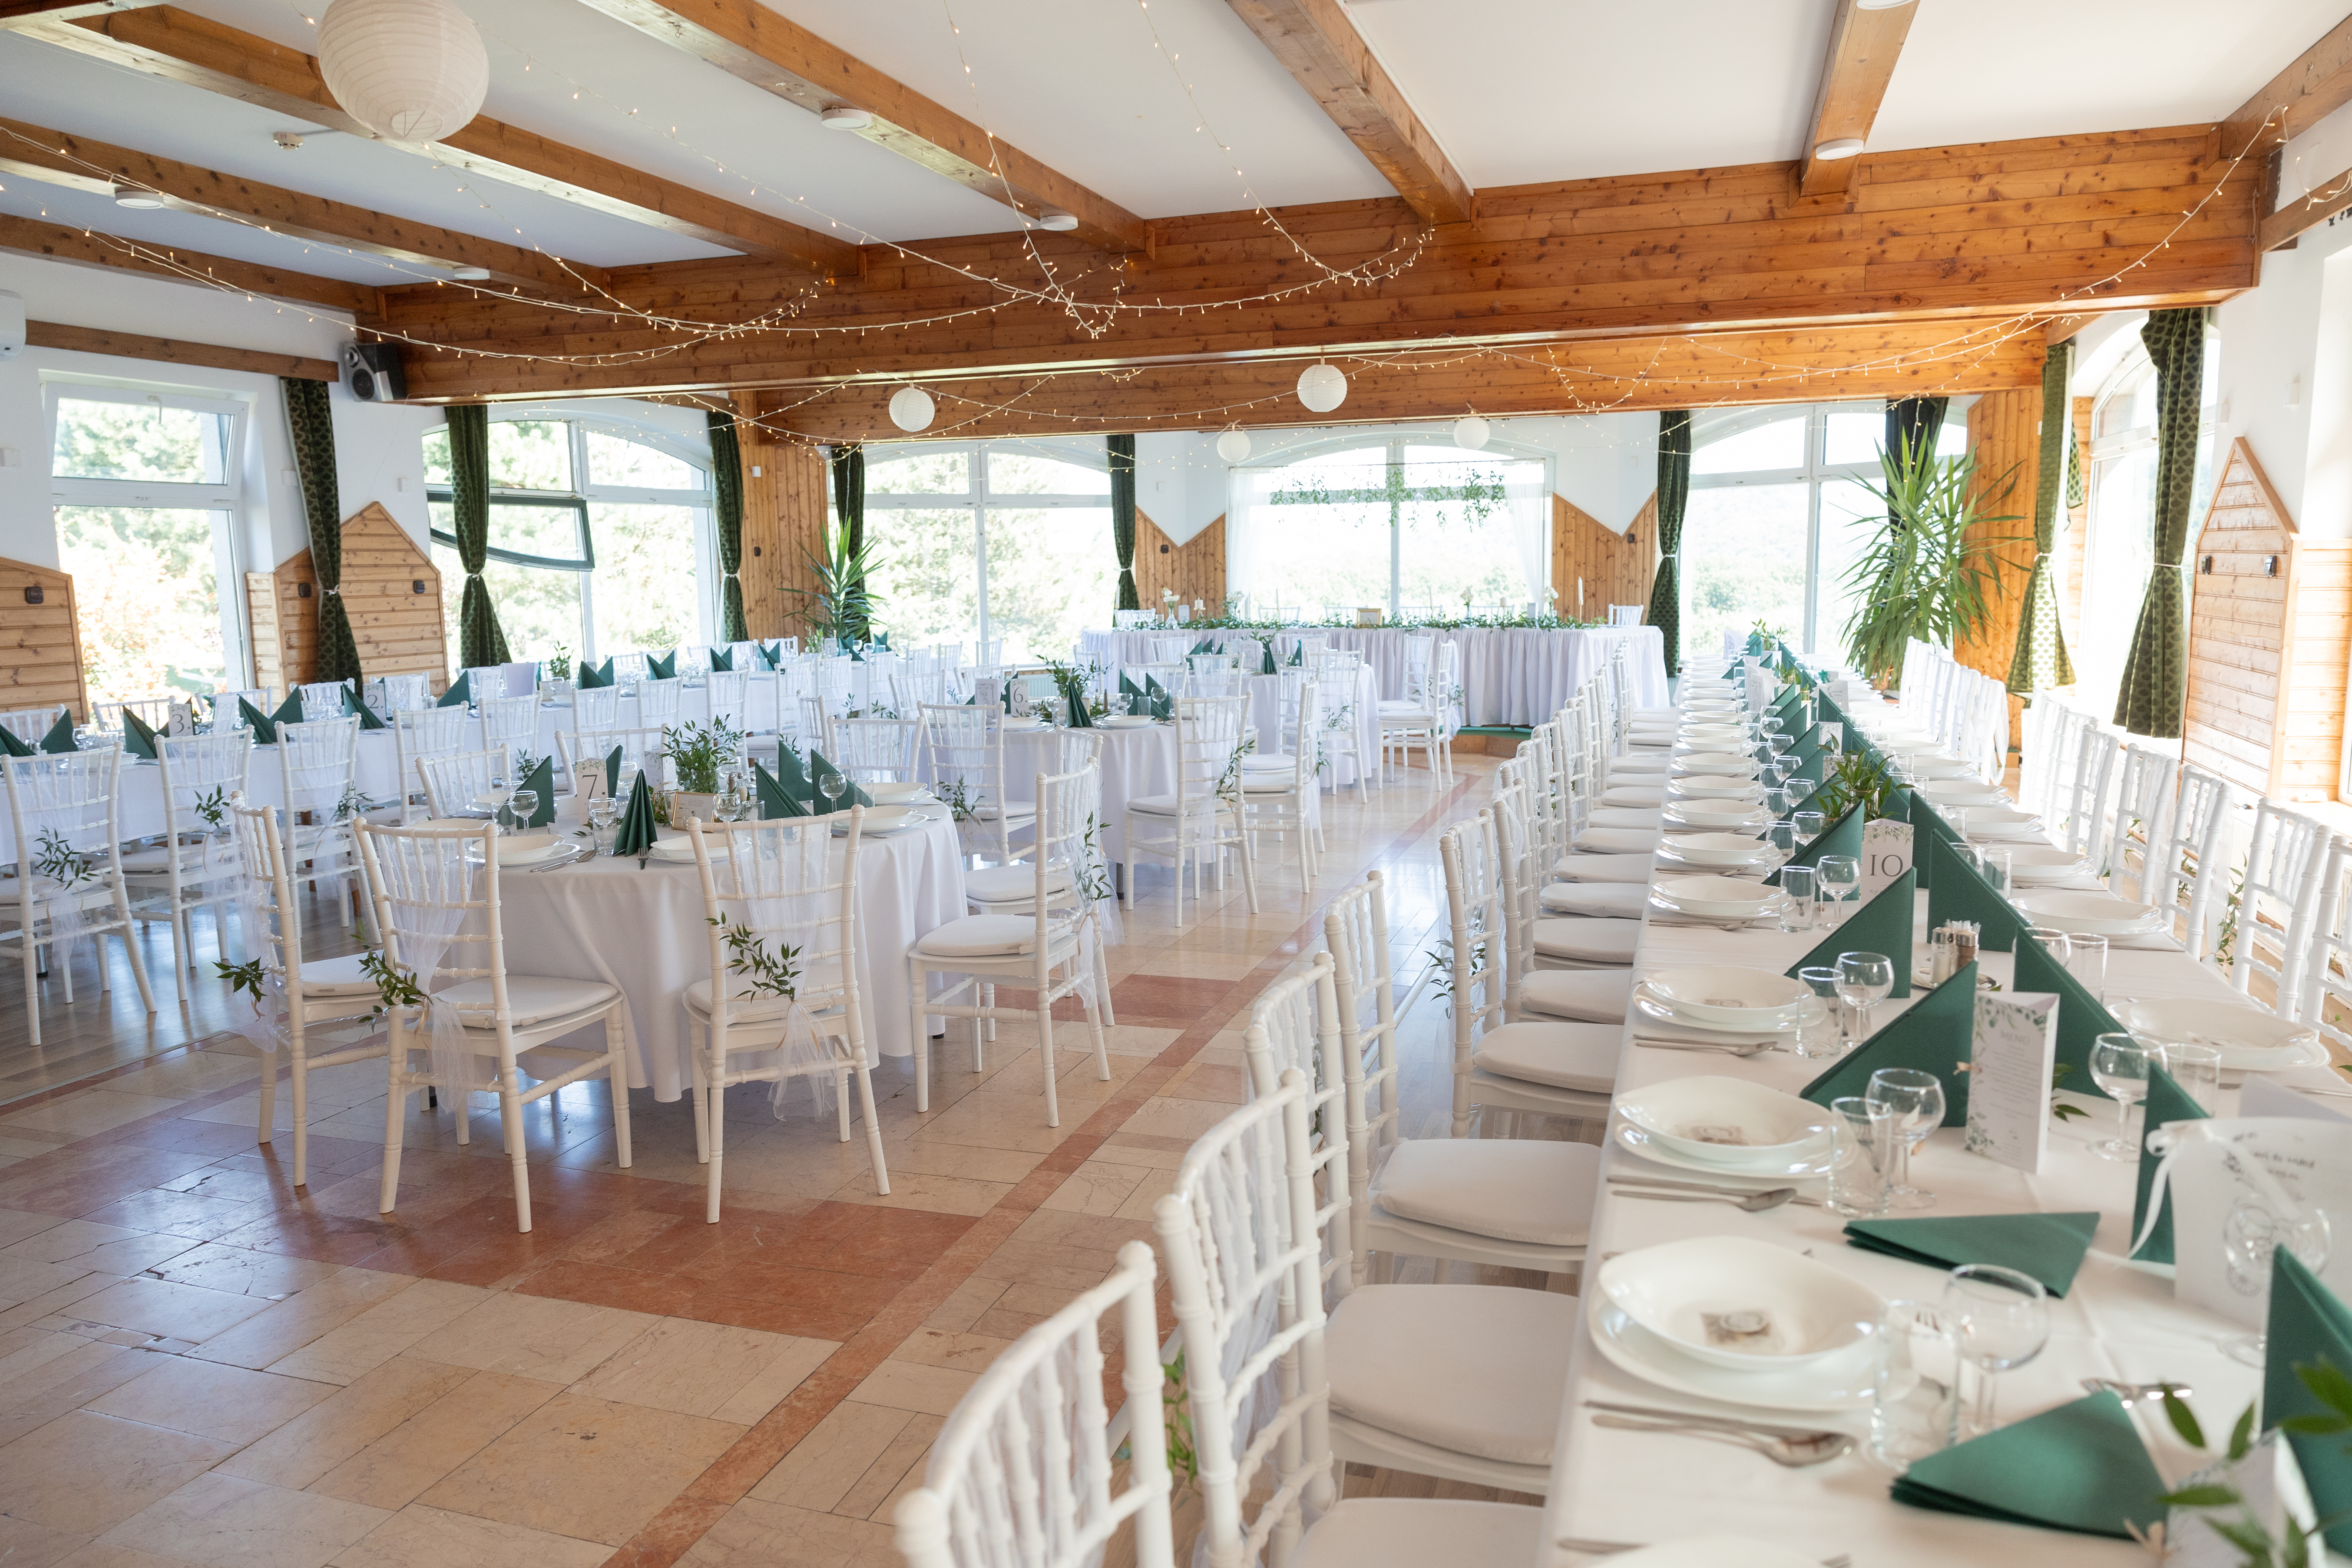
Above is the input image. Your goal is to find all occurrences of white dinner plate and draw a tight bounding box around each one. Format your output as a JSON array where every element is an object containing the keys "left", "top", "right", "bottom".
[
  {"left": 1591, "top": 1540, "right": 1824, "bottom": 1568},
  {"left": 2012, "top": 890, "right": 2166, "bottom": 936},
  {"left": 1613, "top": 1078, "right": 1836, "bottom": 1174},
  {"left": 1632, "top": 986, "right": 1827, "bottom": 1039},
  {"left": 1955, "top": 807, "right": 2047, "bottom": 840},
  {"left": 867, "top": 782, "right": 931, "bottom": 802},
  {"left": 1000, "top": 717, "right": 1048, "bottom": 731},
  {"left": 2113, "top": 997, "right": 2329, "bottom": 1071},
  {"left": 1918, "top": 781, "right": 2011, "bottom": 807},
  {"left": 1598, "top": 1236, "right": 1882, "bottom": 1371},
  {"left": 1652, "top": 876, "right": 1782, "bottom": 919},
  {"left": 1098, "top": 715, "right": 1156, "bottom": 728},
  {"left": 467, "top": 836, "right": 566, "bottom": 866},
  {"left": 1584, "top": 1297, "right": 1876, "bottom": 1414},
  {"left": 1668, "top": 776, "right": 1763, "bottom": 801},
  {"left": 2004, "top": 845, "right": 2090, "bottom": 884},
  {"left": 1661, "top": 802, "right": 1770, "bottom": 831},
  {"left": 1643, "top": 966, "right": 1816, "bottom": 1026},
  {"left": 1672, "top": 752, "right": 1760, "bottom": 775},
  {"left": 646, "top": 838, "right": 728, "bottom": 863},
  {"left": 838, "top": 805, "right": 920, "bottom": 833},
  {"left": 471, "top": 791, "right": 511, "bottom": 810},
  {"left": 1906, "top": 757, "right": 1978, "bottom": 780},
  {"left": 1657, "top": 831, "right": 1772, "bottom": 867}
]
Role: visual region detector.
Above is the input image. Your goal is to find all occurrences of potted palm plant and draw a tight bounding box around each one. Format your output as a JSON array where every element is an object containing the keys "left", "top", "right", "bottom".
[
  {"left": 1840, "top": 442, "right": 2026, "bottom": 688},
  {"left": 793, "top": 521, "right": 885, "bottom": 646}
]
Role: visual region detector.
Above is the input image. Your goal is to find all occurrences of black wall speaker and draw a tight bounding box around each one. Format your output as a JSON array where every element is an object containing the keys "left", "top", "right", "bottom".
[{"left": 341, "top": 343, "right": 406, "bottom": 403}]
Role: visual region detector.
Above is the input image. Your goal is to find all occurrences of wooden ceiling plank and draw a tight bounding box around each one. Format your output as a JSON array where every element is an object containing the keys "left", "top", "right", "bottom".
[
  {"left": 1797, "top": 0, "right": 1919, "bottom": 198},
  {"left": 2223, "top": 10, "right": 2352, "bottom": 152},
  {"left": 2259, "top": 162, "right": 2352, "bottom": 249},
  {"left": 1218, "top": 0, "right": 1473, "bottom": 227},
  {"left": 572, "top": 0, "right": 1149, "bottom": 253},
  {"left": 0, "top": 114, "right": 601, "bottom": 291},
  {"left": 0, "top": 0, "right": 157, "bottom": 20},
  {"left": 8, "top": 6, "right": 858, "bottom": 276},
  {"left": 0, "top": 212, "right": 379, "bottom": 312},
  {"left": 26, "top": 319, "right": 337, "bottom": 379}
]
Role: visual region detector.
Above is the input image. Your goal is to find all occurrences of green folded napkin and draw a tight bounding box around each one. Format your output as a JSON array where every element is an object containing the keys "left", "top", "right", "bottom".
[
  {"left": 648, "top": 649, "right": 677, "bottom": 679},
  {"left": 1059, "top": 669, "right": 1095, "bottom": 728},
  {"left": 237, "top": 698, "right": 278, "bottom": 744},
  {"left": 847, "top": 641, "right": 865, "bottom": 663},
  {"left": 518, "top": 756, "right": 556, "bottom": 828},
  {"left": 0, "top": 721, "right": 35, "bottom": 758},
  {"left": 271, "top": 691, "right": 305, "bottom": 729},
  {"left": 874, "top": 631, "right": 891, "bottom": 650},
  {"left": 1800, "top": 959, "right": 1975, "bottom": 1126},
  {"left": 342, "top": 685, "right": 387, "bottom": 731},
  {"left": 2266, "top": 1251, "right": 2352, "bottom": 1553},
  {"left": 758, "top": 642, "right": 782, "bottom": 670},
  {"left": 2129, "top": 1065, "right": 2208, "bottom": 1264},
  {"left": 1288, "top": 641, "right": 1303, "bottom": 666},
  {"left": 122, "top": 708, "right": 159, "bottom": 760},
  {"left": 1746, "top": 631, "right": 1766, "bottom": 655},
  {"left": 1191, "top": 638, "right": 1215, "bottom": 656},
  {"left": 2012, "top": 932, "right": 2123, "bottom": 1104},
  {"left": 1789, "top": 746, "right": 1827, "bottom": 790},
  {"left": 1146, "top": 675, "right": 1172, "bottom": 721},
  {"left": 1120, "top": 673, "right": 1145, "bottom": 713},
  {"left": 1891, "top": 1390, "right": 2165, "bottom": 1539},
  {"left": 1765, "top": 801, "right": 1862, "bottom": 888},
  {"left": 770, "top": 744, "right": 814, "bottom": 807},
  {"left": 807, "top": 750, "right": 874, "bottom": 810},
  {"left": 37, "top": 711, "right": 79, "bottom": 753},
  {"left": 1925, "top": 830, "right": 2024, "bottom": 953},
  {"left": 1260, "top": 641, "right": 1278, "bottom": 675},
  {"left": 574, "top": 659, "right": 611, "bottom": 689},
  {"left": 612, "top": 768, "right": 660, "bottom": 856},
  {"left": 1785, "top": 868, "right": 1912, "bottom": 999},
  {"left": 708, "top": 647, "right": 734, "bottom": 672},
  {"left": 752, "top": 757, "right": 809, "bottom": 819},
  {"left": 1902, "top": 787, "right": 1965, "bottom": 890},
  {"left": 603, "top": 744, "right": 625, "bottom": 801},
  {"left": 1846, "top": 1211, "right": 2100, "bottom": 1298},
  {"left": 437, "top": 672, "right": 471, "bottom": 708}
]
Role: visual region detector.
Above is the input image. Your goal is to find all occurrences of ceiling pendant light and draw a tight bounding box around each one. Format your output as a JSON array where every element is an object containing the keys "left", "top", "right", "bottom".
[
  {"left": 1034, "top": 211, "right": 1078, "bottom": 232},
  {"left": 1813, "top": 138, "right": 1866, "bottom": 160},
  {"left": 888, "top": 385, "right": 935, "bottom": 433},
  {"left": 317, "top": 0, "right": 489, "bottom": 142},
  {"left": 1452, "top": 414, "right": 1490, "bottom": 451},
  {"left": 1215, "top": 428, "right": 1251, "bottom": 463},
  {"left": 1296, "top": 361, "right": 1347, "bottom": 414},
  {"left": 111, "top": 183, "right": 167, "bottom": 209},
  {"left": 820, "top": 106, "right": 873, "bottom": 130}
]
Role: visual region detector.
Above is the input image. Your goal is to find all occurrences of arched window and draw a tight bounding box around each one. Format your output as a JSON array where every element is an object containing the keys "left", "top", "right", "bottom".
[
  {"left": 1684, "top": 401, "right": 1969, "bottom": 663},
  {"left": 862, "top": 440, "right": 1115, "bottom": 662},
  {"left": 420, "top": 414, "right": 710, "bottom": 666}
]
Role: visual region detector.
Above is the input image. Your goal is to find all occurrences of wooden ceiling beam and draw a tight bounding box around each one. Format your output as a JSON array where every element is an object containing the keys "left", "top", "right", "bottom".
[
  {"left": 4, "top": 6, "right": 858, "bottom": 277},
  {"left": 2223, "top": 10, "right": 2352, "bottom": 155},
  {"left": 1797, "top": 0, "right": 1918, "bottom": 199},
  {"left": 571, "top": 0, "right": 1150, "bottom": 254},
  {"left": 1220, "top": 0, "right": 1473, "bottom": 226},
  {"left": 0, "top": 115, "right": 602, "bottom": 292},
  {"left": 0, "top": 212, "right": 380, "bottom": 312},
  {"left": 26, "top": 319, "right": 337, "bottom": 379},
  {"left": 2259, "top": 161, "right": 2352, "bottom": 250},
  {"left": 0, "top": 0, "right": 156, "bottom": 20}
]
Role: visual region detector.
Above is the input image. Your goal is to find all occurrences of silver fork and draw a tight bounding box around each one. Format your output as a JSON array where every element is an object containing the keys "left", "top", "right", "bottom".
[
  {"left": 1560, "top": 1540, "right": 1847, "bottom": 1567},
  {"left": 1632, "top": 1036, "right": 1777, "bottom": 1055}
]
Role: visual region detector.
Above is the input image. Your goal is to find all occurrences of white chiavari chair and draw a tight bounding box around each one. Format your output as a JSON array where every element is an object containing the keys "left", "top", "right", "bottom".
[
  {"left": 1122, "top": 695, "right": 1259, "bottom": 924},
  {"left": 275, "top": 716, "right": 366, "bottom": 927},
  {"left": 210, "top": 688, "right": 273, "bottom": 728},
  {"left": 2104, "top": 744, "right": 2177, "bottom": 901},
  {"left": 1442, "top": 811, "right": 1631, "bottom": 1055},
  {"left": 377, "top": 672, "right": 430, "bottom": 712},
  {"left": 91, "top": 696, "right": 175, "bottom": 734},
  {"left": 824, "top": 714, "right": 921, "bottom": 784},
  {"left": 2152, "top": 761, "right": 2232, "bottom": 958},
  {"left": 636, "top": 675, "right": 683, "bottom": 724},
  {"left": 558, "top": 726, "right": 668, "bottom": 800},
  {"left": 391, "top": 706, "right": 472, "bottom": 825},
  {"left": 0, "top": 706, "right": 60, "bottom": 748},
  {"left": 358, "top": 817, "right": 632, "bottom": 1231},
  {"left": 2054, "top": 718, "right": 2121, "bottom": 868},
  {"left": 1376, "top": 639, "right": 1452, "bottom": 783},
  {"left": 1241, "top": 681, "right": 1320, "bottom": 894},
  {"left": 477, "top": 693, "right": 538, "bottom": 763},
  {"left": 2294, "top": 835, "right": 2352, "bottom": 1048},
  {"left": 611, "top": 651, "right": 651, "bottom": 687},
  {"left": 296, "top": 681, "right": 349, "bottom": 723},
  {"left": 418, "top": 747, "right": 514, "bottom": 819},
  {"left": 1498, "top": 780, "right": 1636, "bottom": 970},
  {"left": 0, "top": 748, "right": 158, "bottom": 1043},
  {"left": 920, "top": 704, "right": 1033, "bottom": 862},
  {"left": 120, "top": 729, "right": 251, "bottom": 997},
  {"left": 572, "top": 684, "right": 623, "bottom": 731},
  {"left": 2230, "top": 799, "right": 2334, "bottom": 1010}
]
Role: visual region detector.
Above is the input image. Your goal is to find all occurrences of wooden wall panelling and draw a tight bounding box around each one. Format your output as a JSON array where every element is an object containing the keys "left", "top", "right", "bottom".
[
  {"left": 1550, "top": 492, "right": 1653, "bottom": 623},
  {"left": 1956, "top": 388, "right": 2041, "bottom": 748},
  {"left": 738, "top": 433, "right": 828, "bottom": 642},
  {"left": 262, "top": 503, "right": 449, "bottom": 692},
  {"left": 1134, "top": 510, "right": 1225, "bottom": 615},
  {"left": 2183, "top": 438, "right": 2352, "bottom": 801},
  {"left": 0, "top": 556, "right": 89, "bottom": 719}
]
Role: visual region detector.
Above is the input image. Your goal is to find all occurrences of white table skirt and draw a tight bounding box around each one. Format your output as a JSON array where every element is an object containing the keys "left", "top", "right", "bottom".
[
  {"left": 1540, "top": 873, "right": 2349, "bottom": 1564},
  {"left": 1075, "top": 625, "right": 1667, "bottom": 727},
  {"left": 481, "top": 807, "right": 966, "bottom": 1102}
]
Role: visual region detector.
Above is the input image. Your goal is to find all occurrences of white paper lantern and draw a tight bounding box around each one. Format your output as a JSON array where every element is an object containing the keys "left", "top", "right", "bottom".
[
  {"left": 1215, "top": 428, "right": 1251, "bottom": 463},
  {"left": 1452, "top": 414, "right": 1490, "bottom": 451},
  {"left": 888, "top": 385, "right": 935, "bottom": 433},
  {"left": 1297, "top": 362, "right": 1347, "bottom": 414},
  {"left": 318, "top": 0, "right": 490, "bottom": 142}
]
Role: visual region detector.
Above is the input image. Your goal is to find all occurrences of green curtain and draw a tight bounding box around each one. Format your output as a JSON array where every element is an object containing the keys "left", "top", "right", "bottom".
[
  {"left": 282, "top": 378, "right": 362, "bottom": 684},
  {"left": 446, "top": 406, "right": 511, "bottom": 668},
  {"left": 707, "top": 408, "right": 749, "bottom": 642},
  {"left": 2007, "top": 341, "right": 2077, "bottom": 696},
  {"left": 1643, "top": 410, "right": 1692, "bottom": 673},
  {"left": 2112, "top": 309, "right": 2206, "bottom": 737},
  {"left": 1108, "top": 433, "right": 1139, "bottom": 612},
  {"left": 829, "top": 443, "right": 867, "bottom": 642},
  {"left": 1886, "top": 397, "right": 1948, "bottom": 467}
]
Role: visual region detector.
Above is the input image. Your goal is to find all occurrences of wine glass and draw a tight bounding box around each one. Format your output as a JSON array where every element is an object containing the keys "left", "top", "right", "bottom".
[
  {"left": 2220, "top": 1198, "right": 2331, "bottom": 1366},
  {"left": 507, "top": 789, "right": 537, "bottom": 830},
  {"left": 2088, "top": 1033, "right": 2156, "bottom": 1162},
  {"left": 1793, "top": 808, "right": 1826, "bottom": 844},
  {"left": 1816, "top": 854, "right": 1861, "bottom": 927},
  {"left": 1838, "top": 949, "right": 1895, "bottom": 1039},
  {"left": 1785, "top": 776, "right": 1817, "bottom": 815},
  {"left": 1765, "top": 757, "right": 1796, "bottom": 791},
  {"left": 1866, "top": 1063, "right": 1944, "bottom": 1209},
  {"left": 818, "top": 770, "right": 847, "bottom": 813},
  {"left": 1943, "top": 1264, "right": 2050, "bottom": 1437},
  {"left": 712, "top": 783, "right": 744, "bottom": 824},
  {"left": 1768, "top": 732, "right": 1795, "bottom": 762}
]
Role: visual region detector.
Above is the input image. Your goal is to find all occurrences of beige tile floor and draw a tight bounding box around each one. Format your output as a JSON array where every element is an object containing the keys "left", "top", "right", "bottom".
[{"left": 0, "top": 755, "right": 1546, "bottom": 1568}]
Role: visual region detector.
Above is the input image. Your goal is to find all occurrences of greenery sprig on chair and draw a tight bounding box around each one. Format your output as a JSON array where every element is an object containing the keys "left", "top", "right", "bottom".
[
  {"left": 1840, "top": 442, "right": 2026, "bottom": 687},
  {"left": 708, "top": 913, "right": 802, "bottom": 1001}
]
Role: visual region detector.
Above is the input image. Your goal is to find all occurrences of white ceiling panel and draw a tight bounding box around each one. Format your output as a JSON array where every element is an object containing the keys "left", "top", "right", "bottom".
[{"left": 0, "top": 180, "right": 425, "bottom": 289}]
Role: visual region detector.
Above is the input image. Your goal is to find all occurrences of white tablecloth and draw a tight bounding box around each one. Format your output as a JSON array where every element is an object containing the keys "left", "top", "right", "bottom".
[{"left": 1075, "top": 625, "right": 1667, "bottom": 727}]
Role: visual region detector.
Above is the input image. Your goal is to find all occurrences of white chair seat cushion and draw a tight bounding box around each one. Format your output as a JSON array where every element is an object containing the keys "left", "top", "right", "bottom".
[
  {"left": 1549, "top": 853, "right": 1654, "bottom": 884},
  {"left": 1605, "top": 757, "right": 1671, "bottom": 777},
  {"left": 1519, "top": 967, "right": 1634, "bottom": 1023},
  {"left": 1472, "top": 1019, "right": 1621, "bottom": 1093},
  {"left": 1293, "top": 1500, "right": 1543, "bottom": 1568},
  {"left": 1241, "top": 754, "right": 1298, "bottom": 770},
  {"left": 1324, "top": 1284, "right": 1575, "bottom": 1467},
  {"left": 1371, "top": 1138, "right": 1599, "bottom": 1245},
  {"left": 1532, "top": 917, "right": 1639, "bottom": 965},
  {"left": 438, "top": 974, "right": 620, "bottom": 1026},
  {"left": 963, "top": 864, "right": 1072, "bottom": 903},
  {"left": 1586, "top": 806, "right": 1662, "bottom": 829},
  {"left": 1380, "top": 711, "right": 1439, "bottom": 727},
  {"left": 1127, "top": 793, "right": 1216, "bottom": 817},
  {"left": 1572, "top": 827, "right": 1660, "bottom": 853},
  {"left": 916, "top": 913, "right": 1036, "bottom": 957},
  {"left": 1242, "top": 776, "right": 1307, "bottom": 794},
  {"left": 1630, "top": 705, "right": 1680, "bottom": 719},
  {"left": 116, "top": 847, "right": 179, "bottom": 875},
  {"left": 683, "top": 976, "right": 804, "bottom": 1022},
  {"left": 1539, "top": 881, "right": 1647, "bottom": 917},
  {"left": 296, "top": 952, "right": 379, "bottom": 996},
  {"left": 968, "top": 802, "right": 1035, "bottom": 823},
  {"left": 1599, "top": 786, "right": 1664, "bottom": 808}
]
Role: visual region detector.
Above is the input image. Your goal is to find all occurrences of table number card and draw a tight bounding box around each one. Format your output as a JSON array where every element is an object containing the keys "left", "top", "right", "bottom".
[
  {"left": 1861, "top": 817, "right": 1913, "bottom": 898},
  {"left": 1964, "top": 990, "right": 2059, "bottom": 1172}
]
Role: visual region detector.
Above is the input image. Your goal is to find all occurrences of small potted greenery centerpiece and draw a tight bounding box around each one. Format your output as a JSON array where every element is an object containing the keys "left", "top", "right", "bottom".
[{"left": 663, "top": 718, "right": 742, "bottom": 827}]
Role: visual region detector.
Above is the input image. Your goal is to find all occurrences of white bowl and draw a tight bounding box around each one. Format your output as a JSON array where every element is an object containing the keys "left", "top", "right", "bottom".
[
  {"left": 1614, "top": 1078, "right": 1836, "bottom": 1171},
  {"left": 1956, "top": 807, "right": 2045, "bottom": 840},
  {"left": 868, "top": 781, "right": 930, "bottom": 802},
  {"left": 1659, "top": 831, "right": 1773, "bottom": 867},
  {"left": 1669, "top": 775, "right": 1762, "bottom": 801},
  {"left": 1597, "top": 1235, "right": 1882, "bottom": 1371},
  {"left": 1098, "top": 715, "right": 1156, "bottom": 728},
  {"left": 1919, "top": 781, "right": 2010, "bottom": 807},
  {"left": 1644, "top": 966, "right": 1815, "bottom": 1025},
  {"left": 2114, "top": 998, "right": 2329, "bottom": 1071},
  {"left": 1663, "top": 802, "right": 1769, "bottom": 830},
  {"left": 2005, "top": 845, "right": 2089, "bottom": 885},
  {"left": 2011, "top": 889, "right": 2165, "bottom": 935},
  {"left": 490, "top": 835, "right": 560, "bottom": 865},
  {"left": 1654, "top": 875, "right": 1783, "bottom": 919},
  {"left": 1906, "top": 757, "right": 1978, "bottom": 780},
  {"left": 1673, "top": 752, "right": 1760, "bottom": 775},
  {"left": 844, "top": 805, "right": 919, "bottom": 832},
  {"left": 648, "top": 837, "right": 727, "bottom": 863}
]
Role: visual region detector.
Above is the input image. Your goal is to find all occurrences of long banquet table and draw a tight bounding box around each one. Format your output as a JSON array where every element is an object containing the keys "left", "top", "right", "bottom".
[
  {"left": 1075, "top": 624, "right": 1668, "bottom": 727},
  {"left": 1540, "top": 737, "right": 2352, "bottom": 1564}
]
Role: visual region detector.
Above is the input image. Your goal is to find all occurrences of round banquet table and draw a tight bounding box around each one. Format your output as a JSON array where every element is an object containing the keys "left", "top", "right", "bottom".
[
  {"left": 999, "top": 721, "right": 1174, "bottom": 865},
  {"left": 480, "top": 803, "right": 968, "bottom": 1102}
]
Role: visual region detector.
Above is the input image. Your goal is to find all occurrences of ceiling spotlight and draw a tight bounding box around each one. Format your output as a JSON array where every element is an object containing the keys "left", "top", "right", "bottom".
[
  {"left": 820, "top": 106, "right": 873, "bottom": 131},
  {"left": 1215, "top": 428, "right": 1251, "bottom": 464},
  {"left": 1452, "top": 414, "right": 1490, "bottom": 451},
  {"left": 888, "top": 384, "right": 935, "bottom": 433},
  {"left": 273, "top": 131, "right": 306, "bottom": 150},
  {"left": 447, "top": 265, "right": 490, "bottom": 280},
  {"left": 1813, "top": 138, "right": 1866, "bottom": 160},
  {"left": 111, "top": 183, "right": 166, "bottom": 208},
  {"left": 1035, "top": 210, "right": 1078, "bottom": 232},
  {"left": 1297, "top": 361, "right": 1348, "bottom": 414}
]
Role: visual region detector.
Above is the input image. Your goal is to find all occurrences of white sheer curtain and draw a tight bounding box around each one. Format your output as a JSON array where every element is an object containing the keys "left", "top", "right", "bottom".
[
  {"left": 1226, "top": 464, "right": 1286, "bottom": 617},
  {"left": 1505, "top": 461, "right": 1548, "bottom": 613}
]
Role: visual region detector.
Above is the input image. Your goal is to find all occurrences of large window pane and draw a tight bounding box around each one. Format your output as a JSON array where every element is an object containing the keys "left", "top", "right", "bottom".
[
  {"left": 59, "top": 506, "right": 227, "bottom": 703},
  {"left": 1396, "top": 453, "right": 1542, "bottom": 618},
  {"left": 987, "top": 451, "right": 1109, "bottom": 496},
  {"left": 1823, "top": 411, "right": 1883, "bottom": 468},
  {"left": 868, "top": 451, "right": 970, "bottom": 497},
  {"left": 588, "top": 505, "right": 699, "bottom": 655},
  {"left": 488, "top": 420, "right": 571, "bottom": 491},
  {"left": 53, "top": 398, "right": 230, "bottom": 484},
  {"left": 984, "top": 507, "right": 1117, "bottom": 662},
  {"left": 422, "top": 428, "right": 452, "bottom": 486},
  {"left": 1681, "top": 484, "right": 1808, "bottom": 664},
  {"left": 1817, "top": 478, "right": 1883, "bottom": 664},
  {"left": 430, "top": 508, "right": 583, "bottom": 667},
  {"left": 586, "top": 431, "right": 701, "bottom": 491},
  {"left": 486, "top": 501, "right": 589, "bottom": 566},
  {"left": 1692, "top": 416, "right": 1806, "bottom": 476},
  {"left": 1250, "top": 496, "right": 1389, "bottom": 620},
  {"left": 865, "top": 506, "right": 979, "bottom": 650},
  {"left": 2077, "top": 450, "right": 2158, "bottom": 710}
]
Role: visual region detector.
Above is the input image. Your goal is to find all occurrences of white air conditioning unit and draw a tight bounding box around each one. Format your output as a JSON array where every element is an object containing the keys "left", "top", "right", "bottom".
[{"left": 0, "top": 291, "right": 24, "bottom": 360}]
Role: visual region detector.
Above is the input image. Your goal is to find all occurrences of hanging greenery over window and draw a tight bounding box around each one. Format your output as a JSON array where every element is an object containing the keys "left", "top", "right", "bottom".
[{"left": 1271, "top": 460, "right": 1512, "bottom": 526}]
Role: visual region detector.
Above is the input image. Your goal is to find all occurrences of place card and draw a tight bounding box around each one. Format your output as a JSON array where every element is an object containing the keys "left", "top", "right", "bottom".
[
  {"left": 1861, "top": 817, "right": 1912, "bottom": 897},
  {"left": 1962, "top": 989, "right": 2059, "bottom": 1173},
  {"left": 2168, "top": 1117, "right": 2352, "bottom": 1328}
]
